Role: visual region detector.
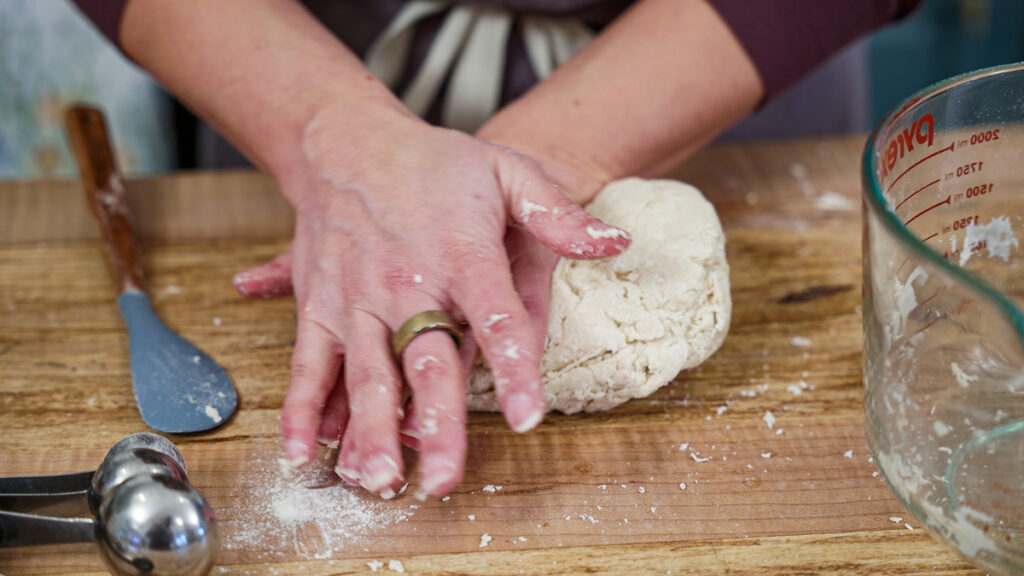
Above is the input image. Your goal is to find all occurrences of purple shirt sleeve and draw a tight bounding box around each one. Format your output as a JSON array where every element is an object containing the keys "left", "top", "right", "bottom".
[
  {"left": 68, "top": 0, "right": 921, "bottom": 105},
  {"left": 70, "top": 0, "right": 130, "bottom": 46},
  {"left": 708, "top": 0, "right": 922, "bottom": 100}
]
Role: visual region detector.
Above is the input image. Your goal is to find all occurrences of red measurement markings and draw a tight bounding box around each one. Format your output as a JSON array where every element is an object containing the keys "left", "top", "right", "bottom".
[
  {"left": 910, "top": 287, "right": 943, "bottom": 317},
  {"left": 895, "top": 178, "right": 941, "bottom": 211},
  {"left": 921, "top": 232, "right": 938, "bottom": 242},
  {"left": 911, "top": 313, "right": 948, "bottom": 339},
  {"left": 905, "top": 196, "right": 952, "bottom": 226},
  {"left": 885, "top": 142, "right": 955, "bottom": 195}
]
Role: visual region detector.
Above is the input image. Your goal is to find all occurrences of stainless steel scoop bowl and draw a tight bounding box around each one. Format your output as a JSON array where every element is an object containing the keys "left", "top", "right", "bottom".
[{"left": 0, "top": 433, "right": 217, "bottom": 576}]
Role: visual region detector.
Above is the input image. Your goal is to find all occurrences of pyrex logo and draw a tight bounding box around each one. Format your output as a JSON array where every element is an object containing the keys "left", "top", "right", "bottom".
[{"left": 879, "top": 112, "right": 935, "bottom": 182}]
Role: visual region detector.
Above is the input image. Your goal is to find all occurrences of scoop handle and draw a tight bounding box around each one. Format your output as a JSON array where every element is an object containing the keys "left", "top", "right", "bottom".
[{"left": 64, "top": 105, "right": 146, "bottom": 294}]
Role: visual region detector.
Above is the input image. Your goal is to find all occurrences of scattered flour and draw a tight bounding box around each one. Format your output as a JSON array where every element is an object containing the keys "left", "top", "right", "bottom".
[
  {"left": 223, "top": 450, "right": 411, "bottom": 561},
  {"left": 763, "top": 411, "right": 776, "bottom": 429},
  {"left": 388, "top": 560, "right": 405, "bottom": 573},
  {"left": 482, "top": 484, "right": 503, "bottom": 493},
  {"left": 479, "top": 533, "right": 492, "bottom": 548}
]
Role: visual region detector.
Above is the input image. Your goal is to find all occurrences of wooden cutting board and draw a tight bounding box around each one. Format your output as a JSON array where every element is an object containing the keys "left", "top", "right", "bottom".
[{"left": 0, "top": 136, "right": 983, "bottom": 575}]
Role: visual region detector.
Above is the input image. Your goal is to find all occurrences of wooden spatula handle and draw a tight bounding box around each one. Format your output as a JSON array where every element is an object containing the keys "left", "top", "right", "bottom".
[{"left": 65, "top": 105, "right": 146, "bottom": 294}]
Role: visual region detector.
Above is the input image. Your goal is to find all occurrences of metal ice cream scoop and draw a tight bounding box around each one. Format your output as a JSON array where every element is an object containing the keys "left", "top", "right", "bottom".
[{"left": 0, "top": 433, "right": 217, "bottom": 576}]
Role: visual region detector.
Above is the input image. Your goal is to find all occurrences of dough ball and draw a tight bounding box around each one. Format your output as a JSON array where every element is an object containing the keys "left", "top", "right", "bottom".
[{"left": 466, "top": 178, "right": 731, "bottom": 414}]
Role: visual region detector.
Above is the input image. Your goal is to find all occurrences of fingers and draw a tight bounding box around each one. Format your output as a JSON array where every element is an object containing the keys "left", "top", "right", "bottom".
[
  {"left": 506, "top": 228, "right": 558, "bottom": 351},
  {"left": 317, "top": 378, "right": 349, "bottom": 449},
  {"left": 281, "top": 319, "right": 343, "bottom": 468},
  {"left": 451, "top": 253, "right": 546, "bottom": 433},
  {"left": 400, "top": 331, "right": 467, "bottom": 499},
  {"left": 335, "top": 311, "right": 405, "bottom": 497},
  {"left": 499, "top": 156, "right": 631, "bottom": 260},
  {"left": 233, "top": 247, "right": 294, "bottom": 299}
]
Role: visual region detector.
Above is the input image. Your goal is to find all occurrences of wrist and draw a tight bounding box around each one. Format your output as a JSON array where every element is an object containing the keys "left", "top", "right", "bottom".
[
  {"left": 475, "top": 123, "right": 615, "bottom": 205},
  {"left": 272, "top": 90, "right": 421, "bottom": 204}
]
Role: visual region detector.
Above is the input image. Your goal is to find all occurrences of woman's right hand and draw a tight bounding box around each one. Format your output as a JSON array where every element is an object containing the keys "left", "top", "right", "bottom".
[{"left": 260, "top": 103, "right": 630, "bottom": 497}]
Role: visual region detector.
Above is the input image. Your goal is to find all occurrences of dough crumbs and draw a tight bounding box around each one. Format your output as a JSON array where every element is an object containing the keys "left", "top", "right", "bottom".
[
  {"left": 761, "top": 452, "right": 772, "bottom": 459},
  {"left": 678, "top": 482, "right": 687, "bottom": 490},
  {"left": 520, "top": 198, "right": 549, "bottom": 221},
  {"left": 843, "top": 450, "right": 854, "bottom": 459},
  {"left": 224, "top": 451, "right": 410, "bottom": 561},
  {"left": 482, "top": 313, "right": 510, "bottom": 330},
  {"left": 678, "top": 443, "right": 690, "bottom": 451},
  {"left": 815, "top": 190, "right": 856, "bottom": 211},
  {"left": 412, "top": 274, "right": 423, "bottom": 284},
  {"left": 441, "top": 495, "right": 450, "bottom": 502},
  {"left": 479, "top": 533, "right": 493, "bottom": 548},
  {"left": 204, "top": 405, "right": 222, "bottom": 423},
  {"left": 388, "top": 560, "right": 405, "bottom": 573},
  {"left": 637, "top": 486, "right": 646, "bottom": 494},
  {"left": 468, "top": 514, "right": 476, "bottom": 521},
  {"left": 790, "top": 336, "right": 812, "bottom": 347},
  {"left": 585, "top": 224, "right": 631, "bottom": 240},
  {"left": 905, "top": 523, "right": 915, "bottom": 531},
  {"left": 763, "top": 411, "right": 776, "bottom": 429},
  {"left": 482, "top": 484, "right": 503, "bottom": 493},
  {"left": 716, "top": 405, "right": 728, "bottom": 416},
  {"left": 165, "top": 284, "right": 182, "bottom": 295},
  {"left": 889, "top": 516, "right": 903, "bottom": 523},
  {"left": 690, "top": 453, "right": 711, "bottom": 463},
  {"left": 192, "top": 355, "right": 201, "bottom": 365},
  {"left": 367, "top": 560, "right": 384, "bottom": 572},
  {"left": 212, "top": 317, "right": 222, "bottom": 327}
]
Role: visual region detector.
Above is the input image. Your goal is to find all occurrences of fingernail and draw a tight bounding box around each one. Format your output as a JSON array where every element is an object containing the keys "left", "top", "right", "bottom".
[
  {"left": 416, "top": 454, "right": 458, "bottom": 499},
  {"left": 283, "top": 438, "right": 310, "bottom": 468},
  {"left": 334, "top": 465, "right": 360, "bottom": 485},
  {"left": 316, "top": 435, "right": 340, "bottom": 449},
  {"left": 361, "top": 453, "right": 401, "bottom": 492},
  {"left": 507, "top": 392, "right": 544, "bottom": 433}
]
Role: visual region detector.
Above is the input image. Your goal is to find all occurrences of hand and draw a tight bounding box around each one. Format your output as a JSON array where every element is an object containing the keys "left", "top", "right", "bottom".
[{"left": 246, "top": 105, "right": 630, "bottom": 498}]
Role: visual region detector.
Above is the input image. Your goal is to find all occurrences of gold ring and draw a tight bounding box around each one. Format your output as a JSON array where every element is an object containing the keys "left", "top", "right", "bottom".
[{"left": 392, "top": 310, "right": 464, "bottom": 361}]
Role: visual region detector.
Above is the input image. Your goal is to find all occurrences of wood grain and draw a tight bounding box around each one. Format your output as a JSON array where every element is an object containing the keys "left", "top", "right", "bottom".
[{"left": 0, "top": 136, "right": 984, "bottom": 575}]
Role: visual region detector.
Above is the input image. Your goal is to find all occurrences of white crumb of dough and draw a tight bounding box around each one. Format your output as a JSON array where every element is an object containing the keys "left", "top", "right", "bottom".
[
  {"left": 468, "top": 514, "right": 476, "bottom": 521},
  {"left": 204, "top": 405, "right": 222, "bottom": 423},
  {"left": 212, "top": 317, "right": 222, "bottom": 326},
  {"left": 690, "top": 453, "right": 710, "bottom": 463},
  {"left": 482, "top": 485, "right": 503, "bottom": 493},
  {"left": 482, "top": 313, "right": 510, "bottom": 330},
  {"left": 520, "top": 198, "right": 549, "bottom": 221},
  {"left": 678, "top": 482, "right": 687, "bottom": 490},
  {"left": 412, "top": 274, "right": 423, "bottom": 284},
  {"left": 843, "top": 450, "right": 854, "bottom": 459},
  {"left": 467, "top": 178, "right": 731, "bottom": 414},
  {"left": 815, "top": 190, "right": 856, "bottom": 211},
  {"left": 192, "top": 355, "right": 201, "bottom": 365},
  {"left": 367, "top": 560, "right": 384, "bottom": 572},
  {"left": 763, "top": 410, "right": 776, "bottom": 429},
  {"left": 790, "top": 336, "right": 812, "bottom": 347},
  {"left": 388, "top": 560, "right": 405, "bottom": 573},
  {"left": 479, "top": 533, "right": 492, "bottom": 548},
  {"left": 585, "top": 224, "right": 631, "bottom": 240}
]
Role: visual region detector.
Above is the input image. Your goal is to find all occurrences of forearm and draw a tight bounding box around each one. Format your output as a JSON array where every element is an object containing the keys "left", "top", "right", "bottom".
[
  {"left": 477, "top": 0, "right": 763, "bottom": 204},
  {"left": 120, "top": 0, "right": 412, "bottom": 189}
]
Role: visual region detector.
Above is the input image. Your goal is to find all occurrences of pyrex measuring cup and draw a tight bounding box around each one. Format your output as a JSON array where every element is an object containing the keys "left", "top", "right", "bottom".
[{"left": 863, "top": 62, "right": 1024, "bottom": 574}]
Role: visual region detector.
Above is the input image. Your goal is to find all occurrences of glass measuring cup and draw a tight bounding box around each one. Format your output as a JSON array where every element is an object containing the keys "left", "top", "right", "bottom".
[{"left": 863, "top": 62, "right": 1024, "bottom": 574}]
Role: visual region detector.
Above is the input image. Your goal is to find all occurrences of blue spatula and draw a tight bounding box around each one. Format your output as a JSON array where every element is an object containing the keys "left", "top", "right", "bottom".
[{"left": 65, "top": 105, "right": 238, "bottom": 434}]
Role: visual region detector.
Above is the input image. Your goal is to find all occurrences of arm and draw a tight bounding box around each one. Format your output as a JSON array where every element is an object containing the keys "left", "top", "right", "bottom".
[
  {"left": 477, "top": 0, "right": 763, "bottom": 203},
  {"left": 478, "top": 0, "right": 922, "bottom": 202},
  {"left": 108, "top": 0, "right": 631, "bottom": 498}
]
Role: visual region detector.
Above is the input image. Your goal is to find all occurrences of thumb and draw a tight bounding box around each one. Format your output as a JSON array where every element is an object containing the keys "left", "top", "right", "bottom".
[
  {"left": 232, "top": 246, "right": 294, "bottom": 299},
  {"left": 499, "top": 155, "right": 630, "bottom": 260}
]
